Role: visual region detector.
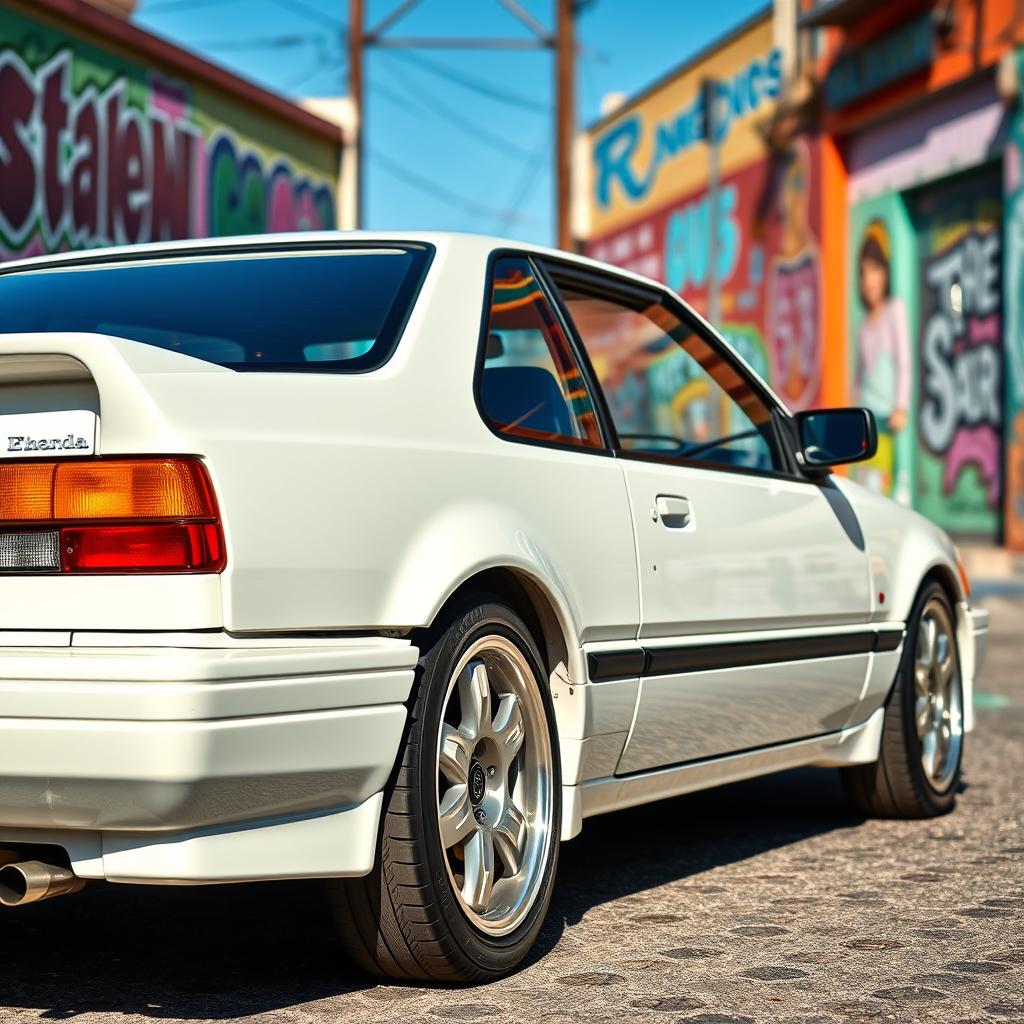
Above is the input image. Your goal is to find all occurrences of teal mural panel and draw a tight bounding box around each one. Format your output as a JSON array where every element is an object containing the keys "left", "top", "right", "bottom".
[{"left": 848, "top": 192, "right": 918, "bottom": 507}]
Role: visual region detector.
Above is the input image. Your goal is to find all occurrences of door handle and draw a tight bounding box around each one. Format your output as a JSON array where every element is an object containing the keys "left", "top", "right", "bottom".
[{"left": 654, "top": 495, "right": 692, "bottom": 529}]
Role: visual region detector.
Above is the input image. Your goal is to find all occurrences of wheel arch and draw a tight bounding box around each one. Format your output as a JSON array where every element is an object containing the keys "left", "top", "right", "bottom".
[
  {"left": 418, "top": 565, "right": 583, "bottom": 821},
  {"left": 426, "top": 567, "right": 574, "bottom": 685}
]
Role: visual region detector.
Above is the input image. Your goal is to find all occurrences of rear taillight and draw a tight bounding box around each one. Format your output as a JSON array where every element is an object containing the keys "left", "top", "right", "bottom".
[{"left": 0, "top": 458, "right": 225, "bottom": 574}]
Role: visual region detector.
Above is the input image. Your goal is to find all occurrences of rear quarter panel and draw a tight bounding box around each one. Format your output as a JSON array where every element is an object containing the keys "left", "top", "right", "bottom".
[{"left": 131, "top": 238, "right": 641, "bottom": 652}]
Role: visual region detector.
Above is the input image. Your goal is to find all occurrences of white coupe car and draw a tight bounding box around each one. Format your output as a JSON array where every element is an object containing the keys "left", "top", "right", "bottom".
[{"left": 0, "top": 233, "right": 988, "bottom": 981}]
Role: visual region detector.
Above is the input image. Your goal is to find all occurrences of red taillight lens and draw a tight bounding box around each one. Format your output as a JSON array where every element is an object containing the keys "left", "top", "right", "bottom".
[
  {"left": 62, "top": 523, "right": 225, "bottom": 573},
  {"left": 0, "top": 458, "right": 225, "bottom": 574}
]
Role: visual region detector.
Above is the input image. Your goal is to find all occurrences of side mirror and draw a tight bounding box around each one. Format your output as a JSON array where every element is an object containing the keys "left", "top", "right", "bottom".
[{"left": 795, "top": 407, "right": 878, "bottom": 471}]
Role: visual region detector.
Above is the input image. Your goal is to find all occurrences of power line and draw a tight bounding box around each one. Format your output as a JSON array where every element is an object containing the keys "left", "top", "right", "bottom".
[
  {"left": 376, "top": 54, "right": 536, "bottom": 160},
  {"left": 144, "top": 0, "right": 244, "bottom": 13},
  {"left": 369, "top": 148, "right": 542, "bottom": 227},
  {"left": 283, "top": 53, "right": 336, "bottom": 92},
  {"left": 495, "top": 130, "right": 550, "bottom": 234},
  {"left": 195, "top": 33, "right": 325, "bottom": 51},
  {"left": 266, "top": 0, "right": 342, "bottom": 31},
  {"left": 387, "top": 48, "right": 550, "bottom": 115}
]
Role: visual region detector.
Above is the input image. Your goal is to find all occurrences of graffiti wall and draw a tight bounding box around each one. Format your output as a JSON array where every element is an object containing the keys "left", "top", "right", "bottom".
[
  {"left": 912, "top": 169, "right": 1003, "bottom": 538},
  {"left": 584, "top": 14, "right": 823, "bottom": 410},
  {"left": 0, "top": 5, "right": 338, "bottom": 261},
  {"left": 847, "top": 194, "right": 917, "bottom": 506},
  {"left": 1004, "top": 47, "right": 1024, "bottom": 551}
]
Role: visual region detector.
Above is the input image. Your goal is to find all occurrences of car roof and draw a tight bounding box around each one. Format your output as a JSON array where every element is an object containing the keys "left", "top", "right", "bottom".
[
  {"left": 0, "top": 230, "right": 666, "bottom": 290},
  {"left": 0, "top": 231, "right": 793, "bottom": 416}
]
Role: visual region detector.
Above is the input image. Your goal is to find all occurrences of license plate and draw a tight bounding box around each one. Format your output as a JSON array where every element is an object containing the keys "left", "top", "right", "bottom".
[{"left": 0, "top": 410, "right": 98, "bottom": 459}]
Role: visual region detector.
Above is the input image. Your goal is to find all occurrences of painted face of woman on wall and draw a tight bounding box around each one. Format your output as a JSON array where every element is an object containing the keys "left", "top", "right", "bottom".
[{"left": 859, "top": 255, "right": 888, "bottom": 313}]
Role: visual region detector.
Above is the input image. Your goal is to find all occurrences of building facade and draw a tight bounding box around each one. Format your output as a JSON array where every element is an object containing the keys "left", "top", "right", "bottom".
[
  {"left": 582, "top": 9, "right": 834, "bottom": 417},
  {"left": 809, "top": 0, "right": 1022, "bottom": 546},
  {"left": 0, "top": 0, "right": 346, "bottom": 263},
  {"left": 579, "top": 0, "right": 1024, "bottom": 549}
]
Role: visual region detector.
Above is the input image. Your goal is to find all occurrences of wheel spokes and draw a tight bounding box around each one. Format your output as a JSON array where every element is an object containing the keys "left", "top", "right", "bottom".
[
  {"left": 459, "top": 661, "right": 492, "bottom": 739},
  {"left": 439, "top": 724, "right": 472, "bottom": 786},
  {"left": 461, "top": 829, "right": 496, "bottom": 912},
  {"left": 436, "top": 634, "right": 554, "bottom": 936},
  {"left": 439, "top": 784, "right": 475, "bottom": 849},
  {"left": 915, "top": 695, "right": 931, "bottom": 737},
  {"left": 921, "top": 728, "right": 938, "bottom": 780},
  {"left": 492, "top": 801, "right": 527, "bottom": 876},
  {"left": 492, "top": 693, "right": 525, "bottom": 767},
  {"left": 914, "top": 663, "right": 931, "bottom": 699},
  {"left": 917, "top": 615, "right": 937, "bottom": 668}
]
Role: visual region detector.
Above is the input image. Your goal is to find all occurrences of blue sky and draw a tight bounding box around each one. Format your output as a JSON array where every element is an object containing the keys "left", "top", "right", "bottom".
[{"left": 135, "top": 0, "right": 765, "bottom": 244}]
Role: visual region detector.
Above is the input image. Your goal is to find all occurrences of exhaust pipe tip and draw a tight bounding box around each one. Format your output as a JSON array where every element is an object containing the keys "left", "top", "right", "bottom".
[{"left": 0, "top": 860, "right": 85, "bottom": 907}]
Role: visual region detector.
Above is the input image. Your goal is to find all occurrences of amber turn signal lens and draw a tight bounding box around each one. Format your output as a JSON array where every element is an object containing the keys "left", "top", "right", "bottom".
[
  {"left": 0, "top": 463, "right": 57, "bottom": 520},
  {"left": 54, "top": 460, "right": 218, "bottom": 520},
  {"left": 0, "top": 459, "right": 219, "bottom": 523}
]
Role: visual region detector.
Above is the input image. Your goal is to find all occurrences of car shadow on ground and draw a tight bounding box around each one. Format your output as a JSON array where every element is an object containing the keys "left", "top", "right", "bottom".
[{"left": 0, "top": 766, "right": 861, "bottom": 1018}]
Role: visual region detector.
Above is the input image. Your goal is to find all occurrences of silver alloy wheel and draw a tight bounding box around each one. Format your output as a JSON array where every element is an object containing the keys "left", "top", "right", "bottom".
[
  {"left": 914, "top": 597, "right": 963, "bottom": 791},
  {"left": 435, "top": 634, "right": 553, "bottom": 937}
]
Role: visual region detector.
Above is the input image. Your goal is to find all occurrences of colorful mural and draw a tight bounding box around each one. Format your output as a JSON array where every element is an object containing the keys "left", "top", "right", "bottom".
[
  {"left": 1003, "top": 47, "right": 1024, "bottom": 551},
  {"left": 588, "top": 134, "right": 824, "bottom": 411},
  {"left": 847, "top": 197, "right": 916, "bottom": 506},
  {"left": 585, "top": 13, "right": 823, "bottom": 411},
  {"left": 0, "top": 6, "right": 337, "bottom": 261},
  {"left": 913, "top": 170, "right": 1003, "bottom": 537}
]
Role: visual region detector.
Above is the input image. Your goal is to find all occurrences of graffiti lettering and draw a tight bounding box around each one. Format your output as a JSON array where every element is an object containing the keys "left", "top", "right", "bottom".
[
  {"left": 918, "top": 229, "right": 1002, "bottom": 504},
  {"left": 0, "top": 47, "right": 336, "bottom": 259},
  {"left": 664, "top": 184, "right": 739, "bottom": 293},
  {"left": 593, "top": 48, "right": 781, "bottom": 209},
  {"left": 208, "top": 134, "right": 335, "bottom": 236},
  {"left": 0, "top": 51, "right": 199, "bottom": 248}
]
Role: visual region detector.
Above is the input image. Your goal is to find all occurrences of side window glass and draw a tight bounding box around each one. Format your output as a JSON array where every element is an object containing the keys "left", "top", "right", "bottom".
[
  {"left": 554, "top": 281, "right": 780, "bottom": 473},
  {"left": 479, "top": 257, "right": 603, "bottom": 450}
]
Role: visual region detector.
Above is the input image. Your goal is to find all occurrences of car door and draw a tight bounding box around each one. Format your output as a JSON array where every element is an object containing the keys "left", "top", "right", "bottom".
[{"left": 543, "top": 261, "right": 874, "bottom": 772}]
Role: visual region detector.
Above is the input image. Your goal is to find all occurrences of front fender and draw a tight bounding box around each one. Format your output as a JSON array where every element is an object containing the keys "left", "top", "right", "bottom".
[{"left": 833, "top": 477, "right": 964, "bottom": 623}]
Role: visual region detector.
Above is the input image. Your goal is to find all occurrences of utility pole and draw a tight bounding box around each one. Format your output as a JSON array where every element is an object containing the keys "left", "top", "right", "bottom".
[
  {"left": 348, "top": 0, "right": 364, "bottom": 228},
  {"left": 702, "top": 78, "right": 721, "bottom": 326},
  {"left": 555, "top": 0, "right": 574, "bottom": 250},
  {"left": 348, "top": 0, "right": 580, "bottom": 246}
]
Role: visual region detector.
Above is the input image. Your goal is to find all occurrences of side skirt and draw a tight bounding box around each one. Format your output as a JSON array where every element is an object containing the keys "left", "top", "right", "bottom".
[{"left": 560, "top": 708, "right": 884, "bottom": 837}]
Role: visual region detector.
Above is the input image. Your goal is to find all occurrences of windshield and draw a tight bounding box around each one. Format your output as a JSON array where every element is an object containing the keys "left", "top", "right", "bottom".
[{"left": 0, "top": 246, "right": 431, "bottom": 372}]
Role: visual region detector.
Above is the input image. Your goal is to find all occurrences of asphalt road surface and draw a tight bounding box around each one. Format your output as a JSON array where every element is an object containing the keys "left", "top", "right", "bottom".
[{"left": 0, "top": 597, "right": 1021, "bottom": 1024}]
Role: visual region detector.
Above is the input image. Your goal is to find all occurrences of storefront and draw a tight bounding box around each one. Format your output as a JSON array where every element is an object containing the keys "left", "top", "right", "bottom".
[
  {"left": 0, "top": 0, "right": 346, "bottom": 262},
  {"left": 807, "top": 0, "right": 1022, "bottom": 545}
]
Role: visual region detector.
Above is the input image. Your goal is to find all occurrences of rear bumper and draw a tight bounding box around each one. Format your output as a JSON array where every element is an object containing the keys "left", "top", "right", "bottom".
[{"left": 0, "top": 637, "right": 417, "bottom": 881}]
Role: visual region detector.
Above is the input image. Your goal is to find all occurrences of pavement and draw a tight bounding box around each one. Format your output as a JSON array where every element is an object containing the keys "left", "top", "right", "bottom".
[{"left": 0, "top": 596, "right": 1021, "bottom": 1024}]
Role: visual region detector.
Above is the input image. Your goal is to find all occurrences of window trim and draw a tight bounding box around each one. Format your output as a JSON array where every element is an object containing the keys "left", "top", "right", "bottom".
[
  {"left": 539, "top": 256, "right": 812, "bottom": 484},
  {"left": 472, "top": 249, "right": 614, "bottom": 458},
  {"left": 0, "top": 241, "right": 435, "bottom": 376}
]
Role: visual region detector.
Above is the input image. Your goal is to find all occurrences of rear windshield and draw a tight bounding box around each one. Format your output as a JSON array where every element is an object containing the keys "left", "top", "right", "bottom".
[{"left": 0, "top": 246, "right": 431, "bottom": 372}]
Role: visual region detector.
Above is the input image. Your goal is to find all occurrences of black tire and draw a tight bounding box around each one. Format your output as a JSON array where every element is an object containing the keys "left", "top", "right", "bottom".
[
  {"left": 331, "top": 596, "right": 561, "bottom": 983},
  {"left": 841, "top": 581, "right": 964, "bottom": 819}
]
